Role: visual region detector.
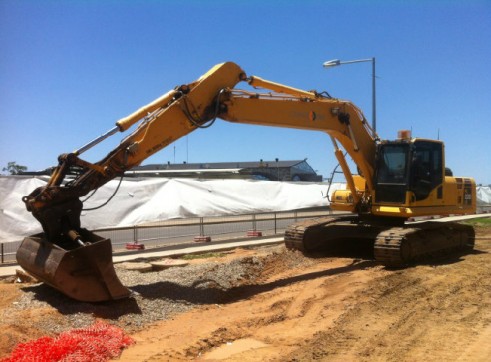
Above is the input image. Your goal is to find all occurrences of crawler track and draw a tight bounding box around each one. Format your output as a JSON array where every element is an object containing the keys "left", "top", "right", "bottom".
[
  {"left": 284, "top": 215, "right": 382, "bottom": 254},
  {"left": 284, "top": 216, "right": 349, "bottom": 252},
  {"left": 374, "top": 222, "right": 475, "bottom": 267},
  {"left": 284, "top": 216, "right": 475, "bottom": 267}
]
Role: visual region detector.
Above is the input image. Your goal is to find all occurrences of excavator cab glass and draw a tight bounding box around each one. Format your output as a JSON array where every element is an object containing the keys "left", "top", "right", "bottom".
[
  {"left": 374, "top": 143, "right": 410, "bottom": 203},
  {"left": 375, "top": 140, "right": 444, "bottom": 204},
  {"left": 408, "top": 140, "right": 443, "bottom": 201}
]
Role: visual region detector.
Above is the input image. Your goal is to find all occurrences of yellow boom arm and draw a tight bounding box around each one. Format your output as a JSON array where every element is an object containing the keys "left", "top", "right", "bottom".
[{"left": 23, "top": 62, "right": 376, "bottom": 241}]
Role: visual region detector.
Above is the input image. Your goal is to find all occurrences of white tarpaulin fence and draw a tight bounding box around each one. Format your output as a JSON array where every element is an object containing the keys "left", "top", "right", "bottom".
[
  {"left": 477, "top": 186, "right": 491, "bottom": 206},
  {"left": 2, "top": 177, "right": 489, "bottom": 243},
  {"left": 0, "top": 176, "right": 342, "bottom": 242}
]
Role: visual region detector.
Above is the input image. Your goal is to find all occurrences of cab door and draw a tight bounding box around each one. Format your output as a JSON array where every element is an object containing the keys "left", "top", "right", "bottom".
[
  {"left": 374, "top": 143, "right": 410, "bottom": 204},
  {"left": 409, "top": 140, "right": 443, "bottom": 202}
]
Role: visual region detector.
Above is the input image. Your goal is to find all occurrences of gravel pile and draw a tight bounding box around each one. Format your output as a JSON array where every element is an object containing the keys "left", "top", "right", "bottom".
[{"left": 7, "top": 245, "right": 307, "bottom": 335}]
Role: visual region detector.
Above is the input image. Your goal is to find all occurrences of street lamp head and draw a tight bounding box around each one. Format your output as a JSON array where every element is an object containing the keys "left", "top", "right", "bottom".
[
  {"left": 321, "top": 56, "right": 377, "bottom": 136},
  {"left": 323, "top": 59, "right": 341, "bottom": 68}
]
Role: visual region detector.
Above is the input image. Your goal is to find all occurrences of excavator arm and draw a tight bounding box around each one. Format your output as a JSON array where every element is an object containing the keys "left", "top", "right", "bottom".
[
  {"left": 24, "top": 62, "right": 376, "bottom": 244},
  {"left": 17, "top": 62, "right": 389, "bottom": 302}
]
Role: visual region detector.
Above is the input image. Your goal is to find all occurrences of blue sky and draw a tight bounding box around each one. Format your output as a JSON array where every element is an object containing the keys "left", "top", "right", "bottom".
[{"left": 1, "top": 0, "right": 490, "bottom": 184}]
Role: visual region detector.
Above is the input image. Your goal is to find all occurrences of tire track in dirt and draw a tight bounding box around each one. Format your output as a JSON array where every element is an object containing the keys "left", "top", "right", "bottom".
[
  {"left": 287, "top": 236, "right": 491, "bottom": 361},
  {"left": 120, "top": 256, "right": 387, "bottom": 361}
]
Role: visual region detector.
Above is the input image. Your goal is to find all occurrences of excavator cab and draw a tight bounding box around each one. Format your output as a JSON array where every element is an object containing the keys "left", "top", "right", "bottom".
[{"left": 374, "top": 136, "right": 444, "bottom": 206}]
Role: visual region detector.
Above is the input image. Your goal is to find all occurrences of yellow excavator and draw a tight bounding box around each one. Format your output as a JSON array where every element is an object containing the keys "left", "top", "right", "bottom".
[{"left": 18, "top": 62, "right": 476, "bottom": 302}]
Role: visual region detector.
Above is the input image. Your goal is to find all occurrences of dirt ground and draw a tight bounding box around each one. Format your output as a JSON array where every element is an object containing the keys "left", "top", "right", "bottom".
[{"left": 1, "top": 224, "right": 490, "bottom": 361}]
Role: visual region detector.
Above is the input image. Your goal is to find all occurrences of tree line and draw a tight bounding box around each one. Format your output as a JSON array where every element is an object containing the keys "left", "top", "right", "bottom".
[{"left": 2, "top": 162, "right": 27, "bottom": 175}]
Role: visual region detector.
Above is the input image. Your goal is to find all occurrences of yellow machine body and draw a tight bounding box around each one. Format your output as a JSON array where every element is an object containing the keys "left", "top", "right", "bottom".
[{"left": 19, "top": 62, "right": 476, "bottom": 301}]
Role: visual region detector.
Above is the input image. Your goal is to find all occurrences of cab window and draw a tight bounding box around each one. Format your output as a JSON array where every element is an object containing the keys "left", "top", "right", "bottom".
[
  {"left": 376, "top": 144, "right": 409, "bottom": 184},
  {"left": 374, "top": 143, "right": 409, "bottom": 203},
  {"left": 410, "top": 141, "right": 443, "bottom": 200}
]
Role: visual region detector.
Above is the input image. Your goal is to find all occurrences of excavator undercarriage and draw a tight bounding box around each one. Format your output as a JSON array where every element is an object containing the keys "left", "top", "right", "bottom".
[{"left": 284, "top": 216, "right": 475, "bottom": 267}]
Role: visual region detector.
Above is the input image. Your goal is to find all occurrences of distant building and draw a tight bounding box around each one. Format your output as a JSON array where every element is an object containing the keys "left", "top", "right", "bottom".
[{"left": 127, "top": 159, "right": 322, "bottom": 181}]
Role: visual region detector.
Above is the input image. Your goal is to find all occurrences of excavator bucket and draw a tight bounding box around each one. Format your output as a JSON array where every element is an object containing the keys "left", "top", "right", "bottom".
[{"left": 16, "top": 230, "right": 130, "bottom": 302}]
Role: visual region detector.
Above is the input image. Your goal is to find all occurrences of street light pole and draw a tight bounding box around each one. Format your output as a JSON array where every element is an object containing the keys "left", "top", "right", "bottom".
[
  {"left": 371, "top": 57, "right": 376, "bottom": 135},
  {"left": 323, "top": 57, "right": 376, "bottom": 136}
]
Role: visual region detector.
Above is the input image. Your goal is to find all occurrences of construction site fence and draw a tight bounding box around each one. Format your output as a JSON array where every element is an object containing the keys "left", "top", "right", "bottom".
[
  {"left": 95, "top": 207, "right": 335, "bottom": 252},
  {"left": 0, "top": 207, "right": 334, "bottom": 264},
  {"left": 2, "top": 206, "right": 491, "bottom": 265}
]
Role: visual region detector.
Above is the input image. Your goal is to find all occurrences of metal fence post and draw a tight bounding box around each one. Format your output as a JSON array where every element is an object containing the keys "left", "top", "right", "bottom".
[
  {"left": 246, "top": 213, "right": 263, "bottom": 237},
  {"left": 126, "top": 224, "right": 145, "bottom": 250},
  {"left": 200, "top": 217, "right": 205, "bottom": 236},
  {"left": 274, "top": 212, "right": 277, "bottom": 234},
  {"left": 194, "top": 217, "right": 211, "bottom": 242},
  {"left": 1, "top": 243, "right": 3, "bottom": 264}
]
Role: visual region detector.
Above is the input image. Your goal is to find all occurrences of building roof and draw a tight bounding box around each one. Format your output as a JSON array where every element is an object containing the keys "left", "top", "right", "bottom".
[{"left": 132, "top": 160, "right": 308, "bottom": 171}]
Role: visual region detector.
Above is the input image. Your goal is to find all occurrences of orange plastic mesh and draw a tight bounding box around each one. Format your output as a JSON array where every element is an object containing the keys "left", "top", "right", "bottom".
[{"left": 1, "top": 321, "right": 134, "bottom": 362}]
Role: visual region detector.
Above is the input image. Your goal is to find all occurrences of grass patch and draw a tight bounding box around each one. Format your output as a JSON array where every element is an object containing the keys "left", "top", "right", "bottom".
[
  {"left": 181, "top": 252, "right": 228, "bottom": 260},
  {"left": 464, "top": 217, "right": 491, "bottom": 227}
]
